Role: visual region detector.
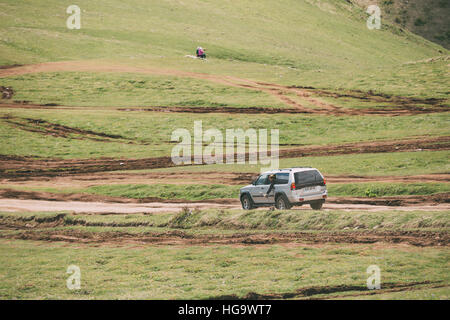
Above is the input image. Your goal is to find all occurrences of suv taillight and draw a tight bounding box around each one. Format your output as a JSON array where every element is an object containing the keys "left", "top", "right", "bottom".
[
  {"left": 290, "top": 182, "right": 296, "bottom": 190},
  {"left": 323, "top": 178, "right": 326, "bottom": 185}
]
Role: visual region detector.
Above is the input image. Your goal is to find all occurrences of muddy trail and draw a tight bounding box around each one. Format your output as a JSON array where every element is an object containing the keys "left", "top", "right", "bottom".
[
  {"left": 0, "top": 227, "right": 447, "bottom": 247},
  {"left": 1, "top": 136, "right": 448, "bottom": 178},
  {"left": 0, "top": 61, "right": 448, "bottom": 116},
  {"left": 211, "top": 281, "right": 447, "bottom": 300},
  {"left": 3, "top": 171, "right": 449, "bottom": 188},
  {"left": 1, "top": 115, "right": 146, "bottom": 145}
]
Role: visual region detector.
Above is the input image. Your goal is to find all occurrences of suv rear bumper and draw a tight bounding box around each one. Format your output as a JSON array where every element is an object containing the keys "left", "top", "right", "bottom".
[{"left": 287, "top": 191, "right": 327, "bottom": 204}]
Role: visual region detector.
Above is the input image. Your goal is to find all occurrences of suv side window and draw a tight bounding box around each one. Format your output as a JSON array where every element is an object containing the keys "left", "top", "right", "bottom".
[
  {"left": 275, "top": 173, "right": 289, "bottom": 185},
  {"left": 255, "top": 174, "right": 269, "bottom": 185}
]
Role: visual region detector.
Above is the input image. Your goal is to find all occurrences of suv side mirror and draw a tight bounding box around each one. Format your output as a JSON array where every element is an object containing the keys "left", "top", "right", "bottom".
[{"left": 252, "top": 179, "right": 257, "bottom": 185}]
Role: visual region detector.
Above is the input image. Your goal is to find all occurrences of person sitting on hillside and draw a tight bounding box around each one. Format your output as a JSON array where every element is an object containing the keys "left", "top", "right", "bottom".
[{"left": 196, "top": 47, "right": 206, "bottom": 59}]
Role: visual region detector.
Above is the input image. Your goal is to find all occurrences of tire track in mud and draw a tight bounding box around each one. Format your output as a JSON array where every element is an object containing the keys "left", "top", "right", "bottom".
[
  {"left": 1, "top": 115, "right": 147, "bottom": 144},
  {"left": 0, "top": 61, "right": 448, "bottom": 116},
  {"left": 0, "top": 189, "right": 448, "bottom": 207},
  {"left": 0, "top": 228, "right": 448, "bottom": 247},
  {"left": 210, "top": 281, "right": 447, "bottom": 300},
  {"left": 3, "top": 171, "right": 449, "bottom": 186},
  {"left": 0, "top": 136, "right": 448, "bottom": 178}
]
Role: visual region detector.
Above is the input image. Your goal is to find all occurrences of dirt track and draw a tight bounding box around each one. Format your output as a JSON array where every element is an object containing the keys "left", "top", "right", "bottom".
[
  {"left": 2, "top": 171, "right": 449, "bottom": 188},
  {"left": 0, "top": 197, "right": 448, "bottom": 214},
  {"left": 1, "top": 136, "right": 448, "bottom": 178},
  {"left": 213, "top": 281, "right": 448, "bottom": 300},
  {"left": 0, "top": 61, "right": 448, "bottom": 115}
]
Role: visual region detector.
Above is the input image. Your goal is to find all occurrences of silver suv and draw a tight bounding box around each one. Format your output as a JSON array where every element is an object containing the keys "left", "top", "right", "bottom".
[{"left": 240, "top": 167, "right": 327, "bottom": 210}]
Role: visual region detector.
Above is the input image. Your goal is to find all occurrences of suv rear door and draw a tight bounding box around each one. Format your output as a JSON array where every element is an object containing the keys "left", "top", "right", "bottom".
[{"left": 294, "top": 170, "right": 325, "bottom": 196}]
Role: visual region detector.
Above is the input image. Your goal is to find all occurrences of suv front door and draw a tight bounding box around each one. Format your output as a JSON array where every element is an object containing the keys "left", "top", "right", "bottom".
[{"left": 250, "top": 173, "right": 270, "bottom": 204}]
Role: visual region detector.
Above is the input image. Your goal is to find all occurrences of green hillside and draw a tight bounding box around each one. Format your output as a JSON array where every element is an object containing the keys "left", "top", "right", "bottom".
[
  {"left": 0, "top": 0, "right": 447, "bottom": 92},
  {"left": 354, "top": 0, "right": 450, "bottom": 49}
]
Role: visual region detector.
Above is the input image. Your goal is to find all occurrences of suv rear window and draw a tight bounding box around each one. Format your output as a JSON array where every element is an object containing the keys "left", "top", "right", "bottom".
[{"left": 294, "top": 170, "right": 324, "bottom": 187}]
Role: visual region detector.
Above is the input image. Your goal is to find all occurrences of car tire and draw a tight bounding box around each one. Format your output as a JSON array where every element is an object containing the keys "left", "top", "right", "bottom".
[
  {"left": 310, "top": 201, "right": 324, "bottom": 210},
  {"left": 275, "top": 194, "right": 292, "bottom": 210},
  {"left": 241, "top": 194, "right": 254, "bottom": 210}
]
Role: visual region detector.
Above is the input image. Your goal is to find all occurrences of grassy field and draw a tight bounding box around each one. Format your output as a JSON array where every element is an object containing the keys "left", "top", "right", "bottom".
[
  {"left": 5, "top": 182, "right": 447, "bottom": 202},
  {"left": 1, "top": 209, "right": 448, "bottom": 235},
  {"left": 1, "top": 238, "right": 447, "bottom": 299},
  {"left": 2, "top": 72, "right": 287, "bottom": 109},
  {"left": 0, "top": 209, "right": 448, "bottom": 299},
  {"left": 77, "top": 182, "right": 450, "bottom": 200},
  {"left": 0, "top": 107, "right": 448, "bottom": 159},
  {"left": 146, "top": 150, "right": 450, "bottom": 176}
]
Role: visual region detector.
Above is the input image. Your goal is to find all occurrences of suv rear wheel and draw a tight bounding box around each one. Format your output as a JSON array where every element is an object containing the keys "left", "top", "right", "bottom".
[
  {"left": 310, "top": 201, "right": 323, "bottom": 210},
  {"left": 275, "top": 194, "right": 292, "bottom": 210},
  {"left": 241, "top": 194, "right": 254, "bottom": 210}
]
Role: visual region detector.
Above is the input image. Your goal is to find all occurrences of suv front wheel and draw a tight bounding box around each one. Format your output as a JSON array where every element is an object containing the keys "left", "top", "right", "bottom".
[
  {"left": 241, "top": 194, "right": 254, "bottom": 210},
  {"left": 275, "top": 194, "right": 292, "bottom": 210}
]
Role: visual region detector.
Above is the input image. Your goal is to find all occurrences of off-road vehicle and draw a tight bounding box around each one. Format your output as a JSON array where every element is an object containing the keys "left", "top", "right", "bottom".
[{"left": 239, "top": 167, "right": 327, "bottom": 210}]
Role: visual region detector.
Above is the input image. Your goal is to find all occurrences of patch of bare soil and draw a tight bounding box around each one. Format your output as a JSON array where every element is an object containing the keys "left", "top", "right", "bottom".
[
  {"left": 0, "top": 136, "right": 448, "bottom": 178},
  {"left": 0, "top": 64, "right": 22, "bottom": 70},
  {"left": 211, "top": 281, "right": 447, "bottom": 300},
  {"left": 0, "top": 188, "right": 235, "bottom": 205},
  {"left": 0, "top": 154, "right": 177, "bottom": 178},
  {"left": 0, "top": 102, "right": 78, "bottom": 110},
  {"left": 328, "top": 193, "right": 450, "bottom": 206},
  {"left": 0, "top": 189, "right": 140, "bottom": 203},
  {"left": 0, "top": 61, "right": 447, "bottom": 116},
  {"left": 0, "top": 213, "right": 67, "bottom": 230},
  {"left": 1, "top": 228, "right": 448, "bottom": 247}
]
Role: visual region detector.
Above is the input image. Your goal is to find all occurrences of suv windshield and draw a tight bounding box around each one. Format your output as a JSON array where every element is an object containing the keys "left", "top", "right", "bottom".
[
  {"left": 294, "top": 170, "right": 324, "bottom": 188},
  {"left": 255, "top": 174, "right": 269, "bottom": 185}
]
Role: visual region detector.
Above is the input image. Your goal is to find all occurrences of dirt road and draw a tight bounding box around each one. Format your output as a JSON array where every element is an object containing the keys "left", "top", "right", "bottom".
[
  {"left": 0, "top": 198, "right": 238, "bottom": 214},
  {"left": 0, "top": 198, "right": 448, "bottom": 214}
]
